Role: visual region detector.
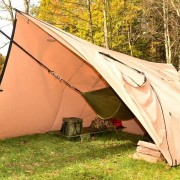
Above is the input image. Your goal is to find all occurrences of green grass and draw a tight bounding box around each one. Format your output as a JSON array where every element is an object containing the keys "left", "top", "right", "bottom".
[{"left": 0, "top": 131, "right": 180, "bottom": 180}]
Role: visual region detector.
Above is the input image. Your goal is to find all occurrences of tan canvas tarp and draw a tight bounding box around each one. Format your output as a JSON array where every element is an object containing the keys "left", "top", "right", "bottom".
[{"left": 0, "top": 11, "right": 180, "bottom": 166}]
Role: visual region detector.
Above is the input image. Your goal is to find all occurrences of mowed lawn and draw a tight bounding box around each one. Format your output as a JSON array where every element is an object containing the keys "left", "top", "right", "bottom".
[{"left": 0, "top": 131, "right": 180, "bottom": 180}]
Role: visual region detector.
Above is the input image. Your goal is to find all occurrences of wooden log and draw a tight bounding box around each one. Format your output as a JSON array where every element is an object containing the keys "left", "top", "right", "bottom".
[
  {"left": 133, "top": 152, "right": 163, "bottom": 163},
  {"left": 137, "top": 140, "right": 159, "bottom": 151},
  {"left": 136, "top": 146, "right": 162, "bottom": 158}
]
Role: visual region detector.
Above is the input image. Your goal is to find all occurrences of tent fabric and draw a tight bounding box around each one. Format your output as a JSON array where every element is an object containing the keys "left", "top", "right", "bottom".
[
  {"left": 82, "top": 87, "right": 135, "bottom": 120},
  {"left": 0, "top": 11, "right": 180, "bottom": 166}
]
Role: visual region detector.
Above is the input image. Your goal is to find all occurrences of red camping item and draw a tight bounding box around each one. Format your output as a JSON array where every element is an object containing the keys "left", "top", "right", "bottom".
[{"left": 110, "top": 119, "right": 122, "bottom": 129}]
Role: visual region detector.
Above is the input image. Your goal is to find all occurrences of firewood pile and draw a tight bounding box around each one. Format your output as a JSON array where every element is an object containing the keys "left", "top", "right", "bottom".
[{"left": 133, "top": 140, "right": 165, "bottom": 163}]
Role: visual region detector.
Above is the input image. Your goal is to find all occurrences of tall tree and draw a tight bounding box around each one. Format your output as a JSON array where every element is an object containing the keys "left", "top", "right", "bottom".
[
  {"left": 87, "top": 0, "right": 94, "bottom": 43},
  {"left": 163, "top": 0, "right": 171, "bottom": 64},
  {"left": 142, "top": 0, "right": 180, "bottom": 68},
  {"left": 0, "top": 0, "right": 15, "bottom": 23},
  {"left": 24, "top": 0, "right": 30, "bottom": 14},
  {"left": 0, "top": 0, "right": 33, "bottom": 56},
  {"left": 103, "top": 0, "right": 109, "bottom": 49},
  {"left": 0, "top": 0, "right": 32, "bottom": 23}
]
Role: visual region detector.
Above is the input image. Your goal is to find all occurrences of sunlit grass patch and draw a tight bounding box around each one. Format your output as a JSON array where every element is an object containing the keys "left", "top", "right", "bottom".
[{"left": 0, "top": 131, "right": 179, "bottom": 179}]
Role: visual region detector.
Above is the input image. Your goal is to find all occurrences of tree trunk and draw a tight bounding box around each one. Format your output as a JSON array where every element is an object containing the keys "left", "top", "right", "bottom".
[
  {"left": 103, "top": 0, "right": 109, "bottom": 49},
  {"left": 128, "top": 24, "right": 133, "bottom": 56},
  {"left": 163, "top": 0, "right": 172, "bottom": 64},
  {"left": 24, "top": 0, "right": 30, "bottom": 14},
  {"left": 86, "top": 0, "right": 94, "bottom": 44},
  {"left": 2, "top": 0, "right": 14, "bottom": 23},
  {"left": 170, "top": 0, "right": 180, "bottom": 17}
]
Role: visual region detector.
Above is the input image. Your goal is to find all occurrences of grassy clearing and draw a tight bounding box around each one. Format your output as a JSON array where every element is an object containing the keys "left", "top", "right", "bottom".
[{"left": 0, "top": 131, "right": 179, "bottom": 180}]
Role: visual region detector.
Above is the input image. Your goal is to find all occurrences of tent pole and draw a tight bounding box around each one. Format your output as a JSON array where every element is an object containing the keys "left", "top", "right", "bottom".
[
  {"left": 0, "top": 19, "right": 17, "bottom": 88},
  {"left": 0, "top": 29, "right": 82, "bottom": 94}
]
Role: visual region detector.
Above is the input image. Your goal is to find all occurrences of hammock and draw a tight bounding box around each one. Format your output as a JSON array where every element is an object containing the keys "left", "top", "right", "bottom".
[{"left": 82, "top": 87, "right": 135, "bottom": 120}]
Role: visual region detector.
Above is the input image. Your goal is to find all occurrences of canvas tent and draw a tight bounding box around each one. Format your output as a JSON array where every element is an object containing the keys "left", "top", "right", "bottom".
[{"left": 0, "top": 11, "right": 180, "bottom": 166}]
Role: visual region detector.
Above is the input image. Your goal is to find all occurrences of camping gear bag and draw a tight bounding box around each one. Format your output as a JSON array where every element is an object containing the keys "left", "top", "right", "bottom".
[
  {"left": 60, "top": 117, "right": 83, "bottom": 137},
  {"left": 90, "top": 117, "right": 114, "bottom": 131},
  {"left": 110, "top": 119, "right": 123, "bottom": 129}
]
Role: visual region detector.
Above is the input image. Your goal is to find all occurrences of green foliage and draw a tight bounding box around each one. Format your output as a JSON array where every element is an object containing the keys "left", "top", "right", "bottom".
[
  {"left": 34, "top": 0, "right": 180, "bottom": 67},
  {"left": 0, "top": 54, "right": 5, "bottom": 65},
  {"left": 0, "top": 54, "right": 5, "bottom": 74},
  {"left": 36, "top": 0, "right": 142, "bottom": 51}
]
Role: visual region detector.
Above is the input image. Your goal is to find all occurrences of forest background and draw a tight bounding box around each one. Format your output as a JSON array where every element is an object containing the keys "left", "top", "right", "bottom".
[{"left": 0, "top": 0, "right": 180, "bottom": 74}]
